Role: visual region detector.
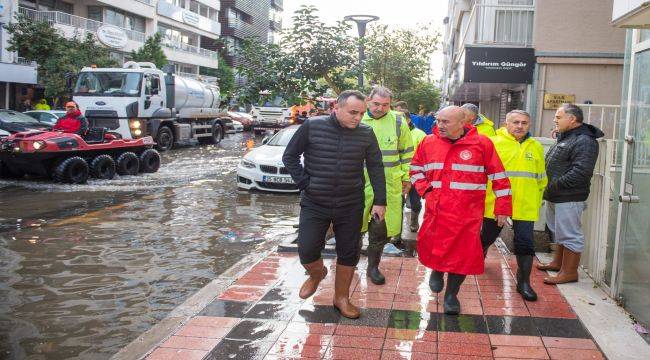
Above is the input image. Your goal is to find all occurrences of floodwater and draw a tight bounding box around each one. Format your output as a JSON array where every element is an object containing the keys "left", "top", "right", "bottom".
[{"left": 0, "top": 133, "right": 300, "bottom": 359}]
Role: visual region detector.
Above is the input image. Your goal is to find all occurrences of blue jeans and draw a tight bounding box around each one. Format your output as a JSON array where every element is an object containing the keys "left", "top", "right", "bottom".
[{"left": 546, "top": 201, "right": 587, "bottom": 253}]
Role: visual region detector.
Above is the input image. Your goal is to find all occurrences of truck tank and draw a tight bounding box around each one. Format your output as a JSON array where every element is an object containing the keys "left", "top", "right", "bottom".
[{"left": 173, "top": 75, "right": 220, "bottom": 110}]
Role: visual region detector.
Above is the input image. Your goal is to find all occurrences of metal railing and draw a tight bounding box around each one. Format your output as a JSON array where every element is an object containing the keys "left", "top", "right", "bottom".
[
  {"left": 474, "top": 4, "right": 535, "bottom": 47},
  {"left": 162, "top": 42, "right": 219, "bottom": 60},
  {"left": 582, "top": 104, "right": 622, "bottom": 140},
  {"left": 18, "top": 7, "right": 146, "bottom": 43},
  {"left": 15, "top": 57, "right": 37, "bottom": 67}
]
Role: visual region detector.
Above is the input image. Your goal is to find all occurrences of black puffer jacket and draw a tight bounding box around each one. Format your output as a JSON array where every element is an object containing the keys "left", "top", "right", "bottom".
[
  {"left": 544, "top": 123, "right": 604, "bottom": 203},
  {"left": 282, "top": 114, "right": 386, "bottom": 208}
]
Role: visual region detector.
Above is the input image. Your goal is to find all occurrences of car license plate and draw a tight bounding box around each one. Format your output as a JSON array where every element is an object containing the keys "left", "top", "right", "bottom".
[{"left": 263, "top": 175, "right": 294, "bottom": 184}]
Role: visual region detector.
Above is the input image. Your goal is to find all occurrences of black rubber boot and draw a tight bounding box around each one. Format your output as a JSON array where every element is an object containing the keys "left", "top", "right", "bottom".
[
  {"left": 366, "top": 249, "right": 385, "bottom": 285},
  {"left": 516, "top": 255, "right": 538, "bottom": 301},
  {"left": 409, "top": 211, "right": 420, "bottom": 232},
  {"left": 443, "top": 273, "right": 466, "bottom": 315},
  {"left": 428, "top": 270, "right": 444, "bottom": 293},
  {"left": 482, "top": 245, "right": 489, "bottom": 258}
]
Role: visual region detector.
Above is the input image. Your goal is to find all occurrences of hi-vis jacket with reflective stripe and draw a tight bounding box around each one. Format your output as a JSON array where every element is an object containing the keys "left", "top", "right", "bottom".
[
  {"left": 361, "top": 110, "right": 414, "bottom": 237},
  {"left": 410, "top": 124, "right": 427, "bottom": 152},
  {"left": 410, "top": 126, "right": 512, "bottom": 275},
  {"left": 484, "top": 128, "right": 547, "bottom": 221},
  {"left": 475, "top": 114, "right": 496, "bottom": 137}
]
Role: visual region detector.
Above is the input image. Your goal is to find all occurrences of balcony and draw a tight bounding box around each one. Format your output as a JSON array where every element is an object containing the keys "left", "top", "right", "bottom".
[
  {"left": 18, "top": 7, "right": 146, "bottom": 43},
  {"left": 271, "top": 0, "right": 284, "bottom": 11},
  {"left": 269, "top": 19, "right": 282, "bottom": 31},
  {"left": 157, "top": 1, "right": 220, "bottom": 36},
  {"left": 472, "top": 3, "right": 535, "bottom": 47},
  {"left": 162, "top": 42, "right": 219, "bottom": 60}
]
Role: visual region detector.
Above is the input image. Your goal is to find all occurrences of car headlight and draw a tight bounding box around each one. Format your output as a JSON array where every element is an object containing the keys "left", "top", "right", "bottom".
[
  {"left": 240, "top": 159, "right": 256, "bottom": 169},
  {"left": 32, "top": 140, "right": 46, "bottom": 150},
  {"left": 129, "top": 119, "right": 142, "bottom": 129}
]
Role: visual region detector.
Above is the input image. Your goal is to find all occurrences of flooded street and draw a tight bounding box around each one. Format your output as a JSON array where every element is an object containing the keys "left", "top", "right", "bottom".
[{"left": 0, "top": 133, "right": 300, "bottom": 359}]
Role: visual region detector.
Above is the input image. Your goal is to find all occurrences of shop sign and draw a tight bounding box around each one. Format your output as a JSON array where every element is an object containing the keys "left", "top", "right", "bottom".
[
  {"left": 543, "top": 93, "right": 576, "bottom": 110},
  {"left": 96, "top": 25, "right": 128, "bottom": 49},
  {"left": 465, "top": 46, "right": 536, "bottom": 84},
  {"left": 183, "top": 10, "right": 200, "bottom": 26}
]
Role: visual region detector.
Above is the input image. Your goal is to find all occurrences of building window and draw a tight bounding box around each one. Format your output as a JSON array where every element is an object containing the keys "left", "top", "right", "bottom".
[
  {"left": 158, "top": 23, "right": 199, "bottom": 49},
  {"left": 495, "top": 9, "right": 533, "bottom": 45},
  {"left": 189, "top": 0, "right": 198, "bottom": 13},
  {"left": 19, "top": 0, "right": 73, "bottom": 14},
  {"left": 87, "top": 6, "right": 102, "bottom": 22}
]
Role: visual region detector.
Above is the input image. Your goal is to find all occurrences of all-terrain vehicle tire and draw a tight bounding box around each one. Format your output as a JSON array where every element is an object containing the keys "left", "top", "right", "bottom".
[
  {"left": 116, "top": 152, "right": 139, "bottom": 176},
  {"left": 138, "top": 149, "right": 161, "bottom": 173},
  {"left": 0, "top": 161, "right": 25, "bottom": 179},
  {"left": 155, "top": 126, "right": 174, "bottom": 152},
  {"left": 53, "top": 157, "right": 89, "bottom": 184},
  {"left": 90, "top": 154, "right": 116, "bottom": 180}
]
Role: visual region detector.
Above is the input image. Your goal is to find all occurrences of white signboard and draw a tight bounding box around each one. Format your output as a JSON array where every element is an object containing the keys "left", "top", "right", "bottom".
[
  {"left": 182, "top": 10, "right": 200, "bottom": 26},
  {"left": 96, "top": 25, "right": 128, "bottom": 49}
]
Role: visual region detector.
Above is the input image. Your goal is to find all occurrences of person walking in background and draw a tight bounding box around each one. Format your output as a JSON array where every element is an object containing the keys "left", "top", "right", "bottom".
[
  {"left": 282, "top": 90, "right": 386, "bottom": 319},
  {"left": 410, "top": 105, "right": 512, "bottom": 314},
  {"left": 34, "top": 99, "right": 51, "bottom": 111},
  {"left": 361, "top": 87, "right": 414, "bottom": 285},
  {"left": 481, "top": 110, "right": 547, "bottom": 301},
  {"left": 461, "top": 103, "right": 496, "bottom": 137},
  {"left": 537, "top": 104, "right": 603, "bottom": 284}
]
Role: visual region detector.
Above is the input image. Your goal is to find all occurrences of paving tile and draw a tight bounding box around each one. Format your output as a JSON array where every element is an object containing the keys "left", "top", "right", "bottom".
[
  {"left": 437, "top": 354, "right": 492, "bottom": 360},
  {"left": 285, "top": 322, "right": 337, "bottom": 335},
  {"left": 174, "top": 325, "right": 230, "bottom": 339},
  {"left": 437, "top": 341, "right": 493, "bottom": 356},
  {"left": 485, "top": 315, "right": 540, "bottom": 336},
  {"left": 204, "top": 339, "right": 274, "bottom": 360},
  {"left": 260, "top": 286, "right": 305, "bottom": 303},
  {"left": 489, "top": 334, "right": 543, "bottom": 347},
  {"left": 339, "top": 308, "right": 391, "bottom": 327},
  {"left": 491, "top": 345, "right": 549, "bottom": 359},
  {"left": 438, "top": 331, "right": 490, "bottom": 344},
  {"left": 218, "top": 286, "right": 268, "bottom": 302},
  {"left": 383, "top": 339, "right": 415, "bottom": 352},
  {"left": 380, "top": 350, "right": 418, "bottom": 360},
  {"left": 267, "top": 343, "right": 327, "bottom": 358},
  {"left": 330, "top": 335, "right": 384, "bottom": 349},
  {"left": 198, "top": 300, "right": 253, "bottom": 318},
  {"left": 541, "top": 337, "right": 598, "bottom": 350},
  {"left": 335, "top": 324, "right": 386, "bottom": 338},
  {"left": 186, "top": 316, "right": 239, "bottom": 328},
  {"left": 244, "top": 302, "right": 301, "bottom": 321},
  {"left": 387, "top": 309, "right": 433, "bottom": 330},
  {"left": 483, "top": 306, "right": 530, "bottom": 317},
  {"left": 294, "top": 304, "right": 341, "bottom": 323},
  {"left": 146, "top": 347, "right": 208, "bottom": 360},
  {"left": 386, "top": 328, "right": 437, "bottom": 342},
  {"left": 159, "top": 335, "right": 221, "bottom": 351},
  {"left": 275, "top": 331, "right": 332, "bottom": 347},
  {"left": 438, "top": 314, "right": 488, "bottom": 334},
  {"left": 322, "top": 346, "right": 381, "bottom": 359},
  {"left": 225, "top": 320, "right": 288, "bottom": 342},
  {"left": 532, "top": 317, "right": 591, "bottom": 338},
  {"left": 546, "top": 347, "right": 604, "bottom": 359}
]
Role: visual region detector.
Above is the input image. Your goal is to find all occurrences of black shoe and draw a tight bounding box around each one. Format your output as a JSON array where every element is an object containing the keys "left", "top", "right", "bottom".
[
  {"left": 443, "top": 292, "right": 461, "bottom": 315},
  {"left": 366, "top": 249, "right": 385, "bottom": 285},
  {"left": 516, "top": 255, "right": 538, "bottom": 301},
  {"left": 443, "top": 273, "right": 466, "bottom": 315},
  {"left": 428, "top": 270, "right": 444, "bottom": 293}
]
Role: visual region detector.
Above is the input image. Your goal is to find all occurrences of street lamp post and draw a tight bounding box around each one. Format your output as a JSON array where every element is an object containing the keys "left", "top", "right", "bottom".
[{"left": 344, "top": 15, "right": 379, "bottom": 89}]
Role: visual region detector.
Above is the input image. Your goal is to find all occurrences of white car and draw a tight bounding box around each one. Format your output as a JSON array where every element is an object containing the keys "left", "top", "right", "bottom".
[
  {"left": 24, "top": 110, "right": 66, "bottom": 126},
  {"left": 237, "top": 126, "right": 299, "bottom": 193},
  {"left": 227, "top": 120, "right": 244, "bottom": 133}
]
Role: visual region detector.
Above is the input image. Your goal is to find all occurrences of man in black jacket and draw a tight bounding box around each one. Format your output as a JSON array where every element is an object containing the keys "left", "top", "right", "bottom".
[
  {"left": 537, "top": 103, "right": 604, "bottom": 284},
  {"left": 283, "top": 90, "right": 386, "bottom": 319}
]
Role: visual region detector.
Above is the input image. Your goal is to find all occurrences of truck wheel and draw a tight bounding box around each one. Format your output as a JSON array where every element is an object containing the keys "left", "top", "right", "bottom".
[
  {"left": 116, "top": 152, "right": 139, "bottom": 176},
  {"left": 210, "top": 123, "right": 223, "bottom": 144},
  {"left": 155, "top": 126, "right": 174, "bottom": 152},
  {"left": 90, "top": 155, "right": 116, "bottom": 180},
  {"left": 53, "top": 157, "right": 89, "bottom": 184},
  {"left": 139, "top": 149, "right": 161, "bottom": 173}
]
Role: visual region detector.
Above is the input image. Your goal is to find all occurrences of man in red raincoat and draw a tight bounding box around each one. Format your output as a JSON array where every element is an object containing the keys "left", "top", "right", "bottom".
[
  {"left": 410, "top": 106, "right": 512, "bottom": 315},
  {"left": 52, "top": 102, "right": 88, "bottom": 135}
]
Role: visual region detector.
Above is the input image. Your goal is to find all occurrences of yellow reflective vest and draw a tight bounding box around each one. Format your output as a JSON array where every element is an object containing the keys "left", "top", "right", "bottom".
[
  {"left": 361, "top": 110, "right": 414, "bottom": 236},
  {"left": 484, "top": 127, "right": 547, "bottom": 221},
  {"left": 410, "top": 125, "right": 427, "bottom": 152},
  {"left": 475, "top": 114, "right": 496, "bottom": 137}
]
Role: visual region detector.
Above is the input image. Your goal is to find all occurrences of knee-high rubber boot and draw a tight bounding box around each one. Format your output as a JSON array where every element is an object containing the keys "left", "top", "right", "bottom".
[
  {"left": 429, "top": 270, "right": 444, "bottom": 293},
  {"left": 333, "top": 264, "right": 360, "bottom": 319},
  {"left": 516, "top": 255, "right": 538, "bottom": 301},
  {"left": 543, "top": 247, "right": 580, "bottom": 284},
  {"left": 537, "top": 244, "right": 563, "bottom": 271},
  {"left": 299, "top": 259, "right": 328, "bottom": 299},
  {"left": 443, "top": 273, "right": 466, "bottom": 315},
  {"left": 367, "top": 219, "right": 387, "bottom": 285},
  {"left": 409, "top": 210, "right": 420, "bottom": 232},
  {"left": 366, "top": 248, "right": 385, "bottom": 285}
]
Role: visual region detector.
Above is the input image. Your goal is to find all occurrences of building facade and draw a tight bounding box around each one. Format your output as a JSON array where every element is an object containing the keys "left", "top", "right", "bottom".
[
  {"left": 441, "top": 0, "right": 626, "bottom": 136},
  {"left": 0, "top": 0, "right": 223, "bottom": 109}
]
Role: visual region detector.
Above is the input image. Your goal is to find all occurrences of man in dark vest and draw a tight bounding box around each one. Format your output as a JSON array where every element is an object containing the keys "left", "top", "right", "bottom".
[{"left": 283, "top": 90, "right": 386, "bottom": 319}]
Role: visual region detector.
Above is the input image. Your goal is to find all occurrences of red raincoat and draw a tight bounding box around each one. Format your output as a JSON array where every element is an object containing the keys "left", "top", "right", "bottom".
[
  {"left": 410, "top": 126, "right": 512, "bottom": 275},
  {"left": 52, "top": 109, "right": 88, "bottom": 135}
]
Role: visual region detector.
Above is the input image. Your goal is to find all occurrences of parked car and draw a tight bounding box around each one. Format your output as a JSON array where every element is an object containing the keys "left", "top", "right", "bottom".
[
  {"left": 227, "top": 120, "right": 244, "bottom": 134},
  {"left": 227, "top": 111, "right": 253, "bottom": 130},
  {"left": 0, "top": 110, "right": 51, "bottom": 137},
  {"left": 24, "top": 110, "right": 66, "bottom": 126},
  {"left": 236, "top": 125, "right": 299, "bottom": 193}
]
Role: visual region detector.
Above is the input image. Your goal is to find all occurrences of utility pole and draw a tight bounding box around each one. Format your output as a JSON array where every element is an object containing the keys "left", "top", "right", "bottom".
[{"left": 343, "top": 15, "right": 379, "bottom": 89}]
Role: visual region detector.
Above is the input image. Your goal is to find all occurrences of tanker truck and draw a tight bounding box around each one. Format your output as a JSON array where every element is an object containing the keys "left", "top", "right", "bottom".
[{"left": 73, "top": 61, "right": 233, "bottom": 151}]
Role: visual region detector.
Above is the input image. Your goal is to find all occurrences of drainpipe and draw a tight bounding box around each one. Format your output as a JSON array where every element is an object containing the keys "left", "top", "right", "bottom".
[{"left": 535, "top": 63, "right": 547, "bottom": 137}]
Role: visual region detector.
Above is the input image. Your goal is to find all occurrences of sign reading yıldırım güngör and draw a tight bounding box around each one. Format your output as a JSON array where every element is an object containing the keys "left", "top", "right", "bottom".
[
  {"left": 543, "top": 93, "right": 576, "bottom": 110},
  {"left": 464, "top": 46, "right": 536, "bottom": 84}
]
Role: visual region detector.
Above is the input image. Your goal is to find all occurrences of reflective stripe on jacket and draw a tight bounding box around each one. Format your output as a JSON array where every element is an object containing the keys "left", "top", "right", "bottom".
[
  {"left": 410, "top": 126, "right": 512, "bottom": 275},
  {"left": 484, "top": 128, "right": 547, "bottom": 221},
  {"left": 361, "top": 110, "right": 414, "bottom": 236}
]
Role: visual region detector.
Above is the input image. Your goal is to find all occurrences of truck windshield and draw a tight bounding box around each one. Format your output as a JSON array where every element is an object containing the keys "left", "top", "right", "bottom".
[{"left": 74, "top": 72, "right": 142, "bottom": 97}]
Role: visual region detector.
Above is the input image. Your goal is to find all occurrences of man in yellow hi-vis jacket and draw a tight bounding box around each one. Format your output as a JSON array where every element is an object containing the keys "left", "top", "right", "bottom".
[
  {"left": 481, "top": 110, "right": 547, "bottom": 302},
  {"left": 461, "top": 103, "right": 496, "bottom": 137},
  {"left": 362, "top": 87, "right": 414, "bottom": 285}
]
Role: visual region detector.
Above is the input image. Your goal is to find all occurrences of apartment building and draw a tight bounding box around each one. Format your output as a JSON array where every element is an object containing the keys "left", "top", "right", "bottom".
[
  {"left": 441, "top": 0, "right": 626, "bottom": 136},
  {"left": 0, "top": 0, "right": 222, "bottom": 109}
]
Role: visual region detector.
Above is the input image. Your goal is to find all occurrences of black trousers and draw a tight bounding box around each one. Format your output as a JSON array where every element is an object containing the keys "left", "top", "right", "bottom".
[
  {"left": 480, "top": 218, "right": 535, "bottom": 256},
  {"left": 408, "top": 186, "right": 422, "bottom": 213},
  {"left": 297, "top": 196, "right": 364, "bottom": 266}
]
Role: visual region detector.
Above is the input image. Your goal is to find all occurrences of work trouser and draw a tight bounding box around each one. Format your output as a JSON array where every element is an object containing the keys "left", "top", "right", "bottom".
[
  {"left": 366, "top": 217, "right": 388, "bottom": 253},
  {"left": 480, "top": 218, "right": 535, "bottom": 256},
  {"left": 297, "top": 196, "right": 364, "bottom": 266},
  {"left": 408, "top": 186, "right": 422, "bottom": 213}
]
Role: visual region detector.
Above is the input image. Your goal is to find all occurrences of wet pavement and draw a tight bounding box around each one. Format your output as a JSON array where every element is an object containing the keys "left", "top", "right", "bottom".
[
  {"left": 0, "top": 133, "right": 301, "bottom": 359},
  {"left": 143, "top": 248, "right": 606, "bottom": 360}
]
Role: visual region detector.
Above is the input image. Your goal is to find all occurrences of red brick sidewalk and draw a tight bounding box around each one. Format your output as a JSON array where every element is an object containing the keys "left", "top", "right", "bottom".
[{"left": 144, "top": 248, "right": 605, "bottom": 360}]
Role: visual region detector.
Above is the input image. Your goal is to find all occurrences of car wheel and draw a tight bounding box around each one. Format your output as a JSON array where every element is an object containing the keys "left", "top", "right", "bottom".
[
  {"left": 138, "top": 149, "right": 161, "bottom": 173},
  {"left": 90, "top": 154, "right": 116, "bottom": 180},
  {"left": 53, "top": 157, "right": 89, "bottom": 184},
  {"left": 115, "top": 152, "right": 139, "bottom": 176},
  {"left": 155, "top": 126, "right": 174, "bottom": 152}
]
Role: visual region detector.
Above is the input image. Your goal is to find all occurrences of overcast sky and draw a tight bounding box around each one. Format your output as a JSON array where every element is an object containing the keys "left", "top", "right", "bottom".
[{"left": 281, "top": 0, "right": 449, "bottom": 80}]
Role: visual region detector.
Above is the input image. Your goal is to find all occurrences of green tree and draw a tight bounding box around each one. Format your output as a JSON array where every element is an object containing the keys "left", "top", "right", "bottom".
[
  {"left": 399, "top": 81, "right": 441, "bottom": 115},
  {"left": 199, "top": 56, "right": 235, "bottom": 99},
  {"left": 130, "top": 32, "right": 168, "bottom": 69},
  {"left": 364, "top": 24, "right": 440, "bottom": 98}
]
